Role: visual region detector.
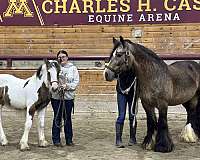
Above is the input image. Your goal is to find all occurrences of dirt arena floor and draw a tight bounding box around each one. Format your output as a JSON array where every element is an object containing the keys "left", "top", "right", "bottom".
[{"left": 1, "top": 95, "right": 200, "bottom": 160}]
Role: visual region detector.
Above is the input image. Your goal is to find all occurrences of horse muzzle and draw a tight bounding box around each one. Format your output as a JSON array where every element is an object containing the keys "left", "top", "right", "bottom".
[
  {"left": 103, "top": 68, "right": 116, "bottom": 81},
  {"left": 51, "top": 81, "right": 59, "bottom": 92}
]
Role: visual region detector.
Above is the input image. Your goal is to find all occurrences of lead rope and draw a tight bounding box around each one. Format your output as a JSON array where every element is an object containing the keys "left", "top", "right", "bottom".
[
  {"left": 55, "top": 87, "right": 67, "bottom": 128},
  {"left": 130, "top": 79, "right": 138, "bottom": 128},
  {"left": 118, "top": 76, "right": 136, "bottom": 95}
]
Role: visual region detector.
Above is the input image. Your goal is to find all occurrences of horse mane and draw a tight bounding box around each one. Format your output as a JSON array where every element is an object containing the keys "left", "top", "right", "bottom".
[
  {"left": 109, "top": 42, "right": 120, "bottom": 61},
  {"left": 51, "top": 61, "right": 61, "bottom": 79},
  {"left": 125, "top": 39, "right": 165, "bottom": 65},
  {"left": 36, "top": 65, "right": 43, "bottom": 80},
  {"left": 23, "top": 80, "right": 30, "bottom": 88}
]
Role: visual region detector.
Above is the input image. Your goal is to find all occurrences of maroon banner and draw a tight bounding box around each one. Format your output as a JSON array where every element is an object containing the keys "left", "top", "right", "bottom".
[{"left": 0, "top": 0, "right": 200, "bottom": 26}]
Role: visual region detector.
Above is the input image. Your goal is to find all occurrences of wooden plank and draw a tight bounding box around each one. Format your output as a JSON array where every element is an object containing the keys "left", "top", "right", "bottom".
[
  {"left": 0, "top": 32, "right": 131, "bottom": 39},
  {"left": 0, "top": 38, "right": 113, "bottom": 44},
  {"left": 0, "top": 43, "right": 113, "bottom": 49},
  {"left": 0, "top": 48, "right": 111, "bottom": 56},
  {"left": 0, "top": 26, "right": 133, "bottom": 34}
]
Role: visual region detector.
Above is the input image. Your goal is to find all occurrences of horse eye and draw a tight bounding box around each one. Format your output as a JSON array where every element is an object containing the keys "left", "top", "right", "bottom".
[{"left": 116, "top": 53, "right": 122, "bottom": 57}]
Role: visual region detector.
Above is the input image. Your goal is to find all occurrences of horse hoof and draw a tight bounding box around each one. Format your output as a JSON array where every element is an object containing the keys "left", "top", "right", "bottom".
[
  {"left": 142, "top": 136, "right": 154, "bottom": 150},
  {"left": 20, "top": 143, "right": 30, "bottom": 151},
  {"left": 142, "top": 142, "right": 153, "bottom": 150},
  {"left": 39, "top": 140, "right": 49, "bottom": 147},
  {"left": 1, "top": 139, "right": 8, "bottom": 146},
  {"left": 154, "top": 143, "right": 174, "bottom": 153},
  {"left": 20, "top": 146, "right": 30, "bottom": 151}
]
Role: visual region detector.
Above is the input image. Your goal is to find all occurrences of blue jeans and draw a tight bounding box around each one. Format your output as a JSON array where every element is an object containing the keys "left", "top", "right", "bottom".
[
  {"left": 51, "top": 98, "right": 74, "bottom": 144},
  {"left": 116, "top": 92, "right": 136, "bottom": 124}
]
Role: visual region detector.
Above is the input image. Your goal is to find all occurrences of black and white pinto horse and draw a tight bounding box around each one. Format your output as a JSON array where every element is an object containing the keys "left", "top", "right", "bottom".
[
  {"left": 0, "top": 60, "right": 60, "bottom": 151},
  {"left": 104, "top": 36, "right": 200, "bottom": 152}
]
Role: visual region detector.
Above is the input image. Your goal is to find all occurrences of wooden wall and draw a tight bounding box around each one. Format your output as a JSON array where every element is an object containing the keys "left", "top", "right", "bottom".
[{"left": 0, "top": 24, "right": 200, "bottom": 57}]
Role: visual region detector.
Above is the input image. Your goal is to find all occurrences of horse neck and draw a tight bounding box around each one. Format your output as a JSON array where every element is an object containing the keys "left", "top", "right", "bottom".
[
  {"left": 28, "top": 69, "right": 48, "bottom": 91},
  {"left": 129, "top": 44, "right": 168, "bottom": 82}
]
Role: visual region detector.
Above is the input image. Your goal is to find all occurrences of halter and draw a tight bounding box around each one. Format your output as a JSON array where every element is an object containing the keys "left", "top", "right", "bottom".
[
  {"left": 105, "top": 51, "right": 129, "bottom": 75},
  {"left": 51, "top": 81, "right": 59, "bottom": 85}
]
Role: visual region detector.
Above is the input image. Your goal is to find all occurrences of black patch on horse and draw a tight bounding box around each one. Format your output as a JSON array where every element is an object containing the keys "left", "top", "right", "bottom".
[{"left": 23, "top": 80, "right": 30, "bottom": 88}]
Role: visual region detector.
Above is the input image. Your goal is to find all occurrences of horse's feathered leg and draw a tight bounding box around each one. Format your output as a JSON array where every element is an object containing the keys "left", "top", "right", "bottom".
[
  {"left": 181, "top": 97, "right": 198, "bottom": 142},
  {"left": 142, "top": 102, "right": 157, "bottom": 150},
  {"left": 37, "top": 107, "right": 49, "bottom": 147},
  {"left": 19, "top": 106, "right": 33, "bottom": 151},
  {"left": 0, "top": 106, "right": 8, "bottom": 145},
  {"left": 154, "top": 102, "right": 174, "bottom": 153}
]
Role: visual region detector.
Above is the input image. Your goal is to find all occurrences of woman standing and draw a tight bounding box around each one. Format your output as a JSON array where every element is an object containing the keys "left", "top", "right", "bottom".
[
  {"left": 51, "top": 50, "right": 79, "bottom": 147},
  {"left": 115, "top": 69, "right": 138, "bottom": 148}
]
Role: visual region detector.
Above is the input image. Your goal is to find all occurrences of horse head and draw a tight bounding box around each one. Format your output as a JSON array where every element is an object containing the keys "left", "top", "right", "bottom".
[
  {"left": 104, "top": 36, "right": 134, "bottom": 81},
  {"left": 37, "top": 60, "right": 60, "bottom": 92},
  {"left": 46, "top": 60, "right": 61, "bottom": 92}
]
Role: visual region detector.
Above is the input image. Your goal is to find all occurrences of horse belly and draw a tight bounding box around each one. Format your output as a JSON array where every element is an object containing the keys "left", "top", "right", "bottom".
[
  {"left": 169, "top": 89, "right": 197, "bottom": 106},
  {"left": 9, "top": 98, "right": 26, "bottom": 109},
  {"left": 6, "top": 85, "right": 27, "bottom": 109}
]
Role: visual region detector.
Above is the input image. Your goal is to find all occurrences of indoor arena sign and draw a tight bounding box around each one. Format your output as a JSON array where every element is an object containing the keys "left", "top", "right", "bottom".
[{"left": 0, "top": 0, "right": 200, "bottom": 26}]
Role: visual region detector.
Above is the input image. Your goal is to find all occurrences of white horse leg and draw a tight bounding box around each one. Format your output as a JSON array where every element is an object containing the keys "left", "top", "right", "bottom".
[
  {"left": 0, "top": 106, "right": 8, "bottom": 145},
  {"left": 37, "top": 107, "right": 48, "bottom": 147},
  {"left": 19, "top": 108, "right": 33, "bottom": 151},
  {"left": 180, "top": 123, "right": 198, "bottom": 143}
]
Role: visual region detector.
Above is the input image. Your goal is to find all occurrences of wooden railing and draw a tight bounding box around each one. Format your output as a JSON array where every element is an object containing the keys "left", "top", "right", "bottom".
[{"left": 0, "top": 53, "right": 200, "bottom": 67}]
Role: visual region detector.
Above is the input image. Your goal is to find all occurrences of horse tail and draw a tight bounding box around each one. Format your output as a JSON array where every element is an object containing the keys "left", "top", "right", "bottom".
[
  {"left": 0, "top": 86, "right": 8, "bottom": 106},
  {"left": 0, "top": 87, "right": 5, "bottom": 100},
  {"left": 195, "top": 92, "right": 200, "bottom": 137}
]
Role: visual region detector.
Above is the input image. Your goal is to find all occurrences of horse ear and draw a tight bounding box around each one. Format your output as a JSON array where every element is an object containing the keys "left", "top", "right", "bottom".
[
  {"left": 44, "top": 59, "right": 51, "bottom": 69},
  {"left": 119, "top": 36, "right": 125, "bottom": 47},
  {"left": 113, "top": 37, "right": 119, "bottom": 46},
  {"left": 36, "top": 65, "right": 42, "bottom": 79}
]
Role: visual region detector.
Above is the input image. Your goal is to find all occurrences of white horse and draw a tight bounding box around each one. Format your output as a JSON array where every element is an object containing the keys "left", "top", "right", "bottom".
[{"left": 0, "top": 60, "right": 60, "bottom": 151}]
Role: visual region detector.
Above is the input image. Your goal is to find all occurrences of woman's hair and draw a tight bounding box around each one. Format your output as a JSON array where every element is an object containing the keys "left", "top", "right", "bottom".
[{"left": 57, "top": 49, "right": 68, "bottom": 58}]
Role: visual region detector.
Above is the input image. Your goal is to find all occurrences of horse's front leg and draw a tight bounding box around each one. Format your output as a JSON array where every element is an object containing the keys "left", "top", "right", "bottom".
[
  {"left": 155, "top": 102, "right": 174, "bottom": 153},
  {"left": 19, "top": 106, "right": 33, "bottom": 151},
  {"left": 142, "top": 102, "right": 157, "bottom": 150},
  {"left": 37, "top": 107, "right": 49, "bottom": 147},
  {"left": 0, "top": 106, "right": 8, "bottom": 145}
]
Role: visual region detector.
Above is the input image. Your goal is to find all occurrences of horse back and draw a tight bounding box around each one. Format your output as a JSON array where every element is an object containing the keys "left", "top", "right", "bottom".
[
  {"left": 169, "top": 61, "right": 200, "bottom": 82},
  {"left": 168, "top": 61, "right": 200, "bottom": 105}
]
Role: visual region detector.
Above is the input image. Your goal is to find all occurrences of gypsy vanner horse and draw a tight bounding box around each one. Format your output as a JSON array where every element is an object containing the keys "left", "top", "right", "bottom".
[
  {"left": 0, "top": 60, "right": 60, "bottom": 151},
  {"left": 104, "top": 36, "right": 200, "bottom": 153}
]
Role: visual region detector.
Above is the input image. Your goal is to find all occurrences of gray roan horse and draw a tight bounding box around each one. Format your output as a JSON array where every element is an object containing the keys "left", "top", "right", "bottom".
[
  {"left": 0, "top": 60, "right": 60, "bottom": 151},
  {"left": 104, "top": 36, "right": 200, "bottom": 153}
]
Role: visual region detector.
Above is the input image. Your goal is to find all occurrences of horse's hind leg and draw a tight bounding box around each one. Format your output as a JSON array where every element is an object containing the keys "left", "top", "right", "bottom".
[
  {"left": 181, "top": 96, "right": 199, "bottom": 142},
  {"left": 154, "top": 101, "right": 174, "bottom": 153},
  {"left": 37, "top": 107, "right": 48, "bottom": 147},
  {"left": 142, "top": 102, "right": 157, "bottom": 150},
  {"left": 0, "top": 106, "right": 8, "bottom": 145}
]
